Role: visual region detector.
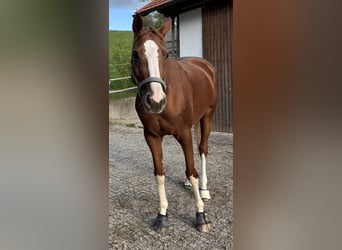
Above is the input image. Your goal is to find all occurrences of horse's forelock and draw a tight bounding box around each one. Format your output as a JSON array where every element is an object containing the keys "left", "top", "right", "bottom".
[
  {"left": 150, "top": 27, "right": 165, "bottom": 41},
  {"left": 134, "top": 27, "right": 164, "bottom": 45}
]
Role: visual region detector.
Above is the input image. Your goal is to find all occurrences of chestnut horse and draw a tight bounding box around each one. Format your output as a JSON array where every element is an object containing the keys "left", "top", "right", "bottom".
[{"left": 131, "top": 14, "right": 217, "bottom": 232}]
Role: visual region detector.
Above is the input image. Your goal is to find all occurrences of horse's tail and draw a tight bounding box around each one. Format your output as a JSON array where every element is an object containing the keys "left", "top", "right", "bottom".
[{"left": 195, "top": 121, "right": 201, "bottom": 147}]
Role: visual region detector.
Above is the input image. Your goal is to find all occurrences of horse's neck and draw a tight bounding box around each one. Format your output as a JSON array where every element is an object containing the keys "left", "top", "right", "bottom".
[{"left": 166, "top": 58, "right": 184, "bottom": 74}]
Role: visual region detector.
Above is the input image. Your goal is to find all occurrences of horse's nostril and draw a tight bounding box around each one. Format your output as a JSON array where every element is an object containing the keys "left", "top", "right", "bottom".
[
  {"left": 160, "top": 97, "right": 166, "bottom": 107},
  {"left": 145, "top": 94, "right": 152, "bottom": 107},
  {"left": 144, "top": 94, "right": 166, "bottom": 113}
]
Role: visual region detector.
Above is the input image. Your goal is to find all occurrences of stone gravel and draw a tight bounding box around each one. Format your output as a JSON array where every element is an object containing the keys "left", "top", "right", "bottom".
[{"left": 109, "top": 124, "right": 233, "bottom": 249}]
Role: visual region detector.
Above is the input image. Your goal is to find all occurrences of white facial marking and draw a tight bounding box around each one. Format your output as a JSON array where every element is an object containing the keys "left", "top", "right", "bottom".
[
  {"left": 156, "top": 175, "right": 168, "bottom": 215},
  {"left": 144, "top": 40, "right": 160, "bottom": 77},
  {"left": 144, "top": 40, "right": 166, "bottom": 103}
]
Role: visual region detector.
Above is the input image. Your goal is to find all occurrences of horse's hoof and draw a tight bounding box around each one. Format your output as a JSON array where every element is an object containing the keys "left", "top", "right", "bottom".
[
  {"left": 200, "top": 189, "right": 211, "bottom": 201},
  {"left": 152, "top": 213, "right": 169, "bottom": 231},
  {"left": 195, "top": 212, "right": 211, "bottom": 233}
]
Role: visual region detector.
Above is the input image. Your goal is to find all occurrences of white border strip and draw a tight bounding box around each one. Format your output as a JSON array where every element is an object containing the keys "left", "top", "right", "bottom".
[
  {"left": 109, "top": 76, "right": 131, "bottom": 86},
  {"left": 109, "top": 86, "right": 137, "bottom": 94},
  {"left": 112, "top": 63, "right": 130, "bottom": 66},
  {"left": 109, "top": 76, "right": 131, "bottom": 82}
]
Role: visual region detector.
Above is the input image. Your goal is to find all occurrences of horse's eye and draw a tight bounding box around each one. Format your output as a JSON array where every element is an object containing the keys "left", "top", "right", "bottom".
[{"left": 165, "top": 53, "right": 169, "bottom": 59}]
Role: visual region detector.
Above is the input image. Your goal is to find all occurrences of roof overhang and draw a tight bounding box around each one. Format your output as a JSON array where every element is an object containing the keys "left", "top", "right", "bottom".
[{"left": 137, "top": 0, "right": 215, "bottom": 17}]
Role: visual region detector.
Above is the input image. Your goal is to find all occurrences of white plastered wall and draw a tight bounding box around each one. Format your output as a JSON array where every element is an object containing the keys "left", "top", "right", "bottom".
[{"left": 179, "top": 8, "right": 202, "bottom": 57}]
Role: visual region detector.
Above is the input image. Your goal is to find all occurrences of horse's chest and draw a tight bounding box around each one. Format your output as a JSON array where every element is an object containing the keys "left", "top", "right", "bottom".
[{"left": 141, "top": 113, "right": 189, "bottom": 136}]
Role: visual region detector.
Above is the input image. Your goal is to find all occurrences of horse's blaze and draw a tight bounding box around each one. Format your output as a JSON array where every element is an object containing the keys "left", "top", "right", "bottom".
[{"left": 143, "top": 39, "right": 166, "bottom": 112}]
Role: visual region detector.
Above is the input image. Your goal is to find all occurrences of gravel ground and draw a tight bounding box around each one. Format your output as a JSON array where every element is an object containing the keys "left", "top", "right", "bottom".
[{"left": 109, "top": 124, "right": 233, "bottom": 249}]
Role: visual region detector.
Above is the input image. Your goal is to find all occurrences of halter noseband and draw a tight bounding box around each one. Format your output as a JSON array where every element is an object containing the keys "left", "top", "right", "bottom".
[{"left": 131, "top": 72, "right": 167, "bottom": 92}]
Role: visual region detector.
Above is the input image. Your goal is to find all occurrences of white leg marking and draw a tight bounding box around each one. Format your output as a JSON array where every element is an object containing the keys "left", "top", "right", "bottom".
[
  {"left": 184, "top": 178, "right": 192, "bottom": 187},
  {"left": 200, "top": 153, "right": 211, "bottom": 200},
  {"left": 200, "top": 153, "right": 207, "bottom": 190},
  {"left": 156, "top": 175, "right": 168, "bottom": 215},
  {"left": 144, "top": 40, "right": 165, "bottom": 103},
  {"left": 189, "top": 176, "right": 204, "bottom": 213}
]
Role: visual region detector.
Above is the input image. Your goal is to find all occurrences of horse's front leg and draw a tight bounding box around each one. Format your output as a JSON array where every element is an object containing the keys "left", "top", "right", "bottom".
[
  {"left": 176, "top": 129, "right": 211, "bottom": 232},
  {"left": 144, "top": 132, "right": 168, "bottom": 231}
]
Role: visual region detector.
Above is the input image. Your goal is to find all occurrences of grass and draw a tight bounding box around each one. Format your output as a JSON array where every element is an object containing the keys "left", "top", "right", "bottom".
[{"left": 109, "top": 30, "right": 137, "bottom": 99}]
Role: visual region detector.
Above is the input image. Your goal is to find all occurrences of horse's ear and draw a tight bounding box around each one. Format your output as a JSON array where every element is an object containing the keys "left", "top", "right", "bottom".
[
  {"left": 133, "top": 14, "right": 143, "bottom": 33},
  {"left": 159, "top": 18, "right": 172, "bottom": 37}
]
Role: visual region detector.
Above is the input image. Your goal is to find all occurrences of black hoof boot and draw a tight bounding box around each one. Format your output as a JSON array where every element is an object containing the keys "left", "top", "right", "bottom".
[
  {"left": 195, "top": 211, "right": 211, "bottom": 232},
  {"left": 152, "top": 213, "right": 169, "bottom": 232}
]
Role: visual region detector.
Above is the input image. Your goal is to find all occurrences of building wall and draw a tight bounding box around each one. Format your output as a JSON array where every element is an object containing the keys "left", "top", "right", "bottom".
[
  {"left": 179, "top": 8, "right": 202, "bottom": 57},
  {"left": 202, "top": 0, "right": 233, "bottom": 133}
]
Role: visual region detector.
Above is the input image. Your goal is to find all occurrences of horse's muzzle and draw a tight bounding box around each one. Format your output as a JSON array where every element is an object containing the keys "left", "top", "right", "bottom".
[{"left": 144, "top": 93, "right": 166, "bottom": 114}]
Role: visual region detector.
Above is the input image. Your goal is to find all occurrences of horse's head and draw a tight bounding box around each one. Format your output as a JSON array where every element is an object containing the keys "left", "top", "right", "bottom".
[{"left": 131, "top": 14, "right": 171, "bottom": 114}]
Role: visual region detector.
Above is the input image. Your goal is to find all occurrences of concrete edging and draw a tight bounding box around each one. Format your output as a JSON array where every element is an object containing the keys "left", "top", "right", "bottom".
[{"left": 109, "top": 97, "right": 142, "bottom": 126}]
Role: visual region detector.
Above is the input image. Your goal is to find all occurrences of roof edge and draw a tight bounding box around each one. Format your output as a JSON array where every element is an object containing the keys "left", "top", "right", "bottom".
[{"left": 136, "top": 0, "right": 175, "bottom": 16}]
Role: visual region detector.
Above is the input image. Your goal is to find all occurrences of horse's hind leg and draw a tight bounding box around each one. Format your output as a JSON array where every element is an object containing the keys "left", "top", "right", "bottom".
[
  {"left": 198, "top": 112, "right": 214, "bottom": 201},
  {"left": 144, "top": 132, "right": 169, "bottom": 231},
  {"left": 183, "top": 122, "right": 199, "bottom": 188}
]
